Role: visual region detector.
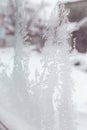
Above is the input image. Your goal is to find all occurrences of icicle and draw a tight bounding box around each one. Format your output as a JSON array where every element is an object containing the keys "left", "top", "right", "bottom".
[
  {"left": 41, "top": 2, "right": 77, "bottom": 130},
  {"left": 8, "top": 0, "right": 31, "bottom": 121}
]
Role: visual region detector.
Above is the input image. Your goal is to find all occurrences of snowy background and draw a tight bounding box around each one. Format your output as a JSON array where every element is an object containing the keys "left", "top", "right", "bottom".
[
  {"left": 0, "top": 0, "right": 87, "bottom": 130},
  {"left": 0, "top": 48, "right": 87, "bottom": 130}
]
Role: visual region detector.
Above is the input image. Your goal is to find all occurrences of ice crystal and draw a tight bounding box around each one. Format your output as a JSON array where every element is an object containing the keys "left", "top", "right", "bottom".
[{"left": 28, "top": 2, "right": 77, "bottom": 130}]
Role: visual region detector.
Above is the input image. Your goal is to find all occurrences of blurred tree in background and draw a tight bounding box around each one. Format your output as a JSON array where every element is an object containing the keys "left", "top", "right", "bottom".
[{"left": 0, "top": 0, "right": 49, "bottom": 50}]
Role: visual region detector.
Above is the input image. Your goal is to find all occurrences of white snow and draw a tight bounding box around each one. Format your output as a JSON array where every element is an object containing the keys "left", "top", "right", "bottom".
[
  {"left": 0, "top": 48, "right": 87, "bottom": 129},
  {"left": 0, "top": 106, "right": 35, "bottom": 130},
  {"left": 72, "top": 53, "right": 87, "bottom": 112},
  {"left": 0, "top": 0, "right": 86, "bottom": 129}
]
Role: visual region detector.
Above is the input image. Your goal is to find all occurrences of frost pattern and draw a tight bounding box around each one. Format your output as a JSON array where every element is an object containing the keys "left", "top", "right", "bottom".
[{"left": 0, "top": 1, "right": 77, "bottom": 130}]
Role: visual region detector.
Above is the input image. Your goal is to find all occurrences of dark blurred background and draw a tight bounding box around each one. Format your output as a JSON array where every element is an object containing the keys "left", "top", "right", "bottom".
[{"left": 0, "top": 0, "right": 87, "bottom": 53}]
